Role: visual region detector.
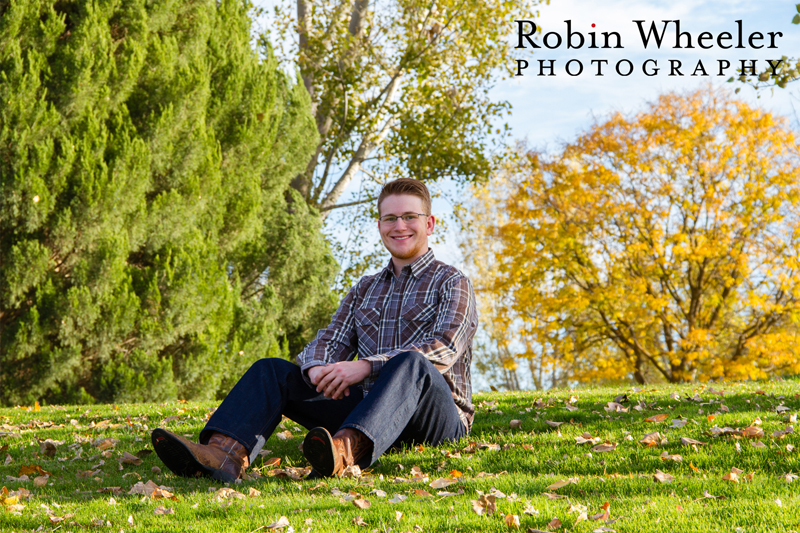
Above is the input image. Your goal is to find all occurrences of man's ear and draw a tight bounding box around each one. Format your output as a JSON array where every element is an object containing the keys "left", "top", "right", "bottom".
[{"left": 426, "top": 215, "right": 436, "bottom": 236}]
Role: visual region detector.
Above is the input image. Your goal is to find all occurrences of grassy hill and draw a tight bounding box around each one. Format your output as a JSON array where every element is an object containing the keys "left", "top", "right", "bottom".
[{"left": 1, "top": 379, "right": 798, "bottom": 532}]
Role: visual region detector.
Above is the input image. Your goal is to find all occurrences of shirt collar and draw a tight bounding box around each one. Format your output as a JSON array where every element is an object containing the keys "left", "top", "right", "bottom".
[{"left": 382, "top": 248, "right": 435, "bottom": 280}]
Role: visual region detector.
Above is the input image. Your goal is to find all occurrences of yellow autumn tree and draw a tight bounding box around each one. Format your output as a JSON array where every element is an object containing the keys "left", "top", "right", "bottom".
[{"left": 466, "top": 88, "right": 800, "bottom": 385}]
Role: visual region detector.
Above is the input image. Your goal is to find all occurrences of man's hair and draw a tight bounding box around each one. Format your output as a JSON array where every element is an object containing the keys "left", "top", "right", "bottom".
[{"left": 377, "top": 178, "right": 431, "bottom": 215}]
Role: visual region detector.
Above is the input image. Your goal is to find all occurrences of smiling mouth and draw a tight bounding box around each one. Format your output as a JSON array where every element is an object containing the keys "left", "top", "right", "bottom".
[{"left": 392, "top": 236, "right": 412, "bottom": 240}]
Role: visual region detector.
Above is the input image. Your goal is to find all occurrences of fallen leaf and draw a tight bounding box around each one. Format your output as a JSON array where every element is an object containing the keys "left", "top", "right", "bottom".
[
  {"left": 590, "top": 502, "right": 610, "bottom": 521},
  {"left": 722, "top": 469, "right": 740, "bottom": 483},
  {"left": 33, "top": 475, "right": 48, "bottom": 487},
  {"left": 121, "top": 452, "right": 143, "bottom": 466},
  {"left": 750, "top": 441, "right": 766, "bottom": 449},
  {"left": 19, "top": 464, "right": 50, "bottom": 477},
  {"left": 505, "top": 513, "right": 521, "bottom": 528},
  {"left": 471, "top": 494, "right": 496, "bottom": 515},
  {"left": 541, "top": 492, "right": 567, "bottom": 500},
  {"left": 640, "top": 432, "right": 662, "bottom": 446},
  {"left": 660, "top": 452, "right": 682, "bottom": 462},
  {"left": 680, "top": 437, "right": 706, "bottom": 446},
  {"left": 388, "top": 494, "right": 407, "bottom": 503},
  {"left": 576, "top": 432, "right": 601, "bottom": 445},
  {"left": 510, "top": 420, "right": 522, "bottom": 429},
  {"left": 351, "top": 516, "right": 368, "bottom": 527},
  {"left": 546, "top": 517, "right": 562, "bottom": 530},
  {"left": 653, "top": 470, "right": 674, "bottom": 483},
  {"left": 742, "top": 426, "right": 764, "bottom": 438},
  {"left": 38, "top": 439, "right": 63, "bottom": 457},
  {"left": 449, "top": 469, "right": 463, "bottom": 478},
  {"left": 353, "top": 498, "right": 370, "bottom": 509},
  {"left": 275, "top": 430, "right": 293, "bottom": 441},
  {"left": 645, "top": 414, "right": 669, "bottom": 423},
  {"left": 524, "top": 504, "right": 540, "bottom": 515},
  {"left": 546, "top": 478, "right": 577, "bottom": 490},
  {"left": 670, "top": 419, "right": 687, "bottom": 429},
  {"left": 414, "top": 489, "right": 433, "bottom": 498},
  {"left": 266, "top": 516, "right": 290, "bottom": 529},
  {"left": 780, "top": 472, "right": 798, "bottom": 483},
  {"left": 395, "top": 510, "right": 403, "bottom": 522},
  {"left": 93, "top": 438, "right": 119, "bottom": 450},
  {"left": 249, "top": 487, "right": 261, "bottom": 498},
  {"left": 545, "top": 420, "right": 564, "bottom": 428},
  {"left": 430, "top": 478, "right": 458, "bottom": 489},
  {"left": 604, "top": 402, "right": 628, "bottom": 413},
  {"left": 153, "top": 505, "right": 174, "bottom": 515},
  {"left": 590, "top": 442, "right": 617, "bottom": 453}
]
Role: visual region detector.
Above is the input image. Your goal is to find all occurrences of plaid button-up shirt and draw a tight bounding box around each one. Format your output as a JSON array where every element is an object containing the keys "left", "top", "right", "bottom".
[{"left": 297, "top": 249, "right": 478, "bottom": 431}]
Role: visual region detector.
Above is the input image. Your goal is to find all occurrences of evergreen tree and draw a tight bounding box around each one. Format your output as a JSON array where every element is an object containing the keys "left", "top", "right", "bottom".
[{"left": 0, "top": 0, "right": 336, "bottom": 405}]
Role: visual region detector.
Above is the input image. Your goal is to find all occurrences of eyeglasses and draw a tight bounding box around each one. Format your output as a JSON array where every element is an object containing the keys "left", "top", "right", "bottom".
[{"left": 378, "top": 213, "right": 429, "bottom": 225}]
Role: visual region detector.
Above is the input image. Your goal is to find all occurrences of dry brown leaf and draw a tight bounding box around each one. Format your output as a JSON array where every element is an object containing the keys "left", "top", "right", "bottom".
[
  {"left": 509, "top": 420, "right": 523, "bottom": 429},
  {"left": 449, "top": 469, "right": 463, "bottom": 478},
  {"left": 742, "top": 426, "right": 764, "bottom": 438},
  {"left": 19, "top": 464, "right": 50, "bottom": 477},
  {"left": 121, "top": 452, "right": 143, "bottom": 466},
  {"left": 414, "top": 489, "right": 433, "bottom": 498},
  {"left": 653, "top": 470, "right": 674, "bottom": 483},
  {"left": 33, "top": 475, "right": 48, "bottom": 487},
  {"left": 153, "top": 505, "right": 174, "bottom": 515},
  {"left": 471, "top": 493, "right": 497, "bottom": 515},
  {"left": 645, "top": 414, "right": 669, "bottom": 423},
  {"left": 591, "top": 442, "right": 617, "bottom": 453},
  {"left": 248, "top": 487, "right": 261, "bottom": 498},
  {"left": 93, "top": 438, "right": 119, "bottom": 450},
  {"left": 546, "top": 517, "right": 562, "bottom": 530},
  {"left": 505, "top": 513, "right": 521, "bottom": 528},
  {"left": 351, "top": 516, "right": 368, "bottom": 527},
  {"left": 545, "top": 420, "right": 564, "bottom": 428},
  {"left": 353, "top": 498, "right": 370, "bottom": 509},
  {"left": 430, "top": 478, "right": 458, "bottom": 489},
  {"left": 640, "top": 432, "right": 662, "bottom": 446},
  {"left": 604, "top": 402, "right": 628, "bottom": 413},
  {"left": 38, "top": 439, "right": 63, "bottom": 457},
  {"left": 275, "top": 430, "right": 293, "bottom": 441},
  {"left": 680, "top": 437, "right": 706, "bottom": 446},
  {"left": 660, "top": 452, "right": 682, "bottom": 463},
  {"left": 266, "top": 516, "right": 290, "bottom": 529},
  {"left": 590, "top": 502, "right": 610, "bottom": 521},
  {"left": 395, "top": 510, "right": 403, "bottom": 522},
  {"left": 750, "top": 441, "right": 766, "bottom": 449},
  {"left": 780, "top": 472, "right": 798, "bottom": 483},
  {"left": 670, "top": 419, "right": 687, "bottom": 429},
  {"left": 541, "top": 492, "right": 567, "bottom": 500},
  {"left": 722, "top": 468, "right": 740, "bottom": 483},
  {"left": 547, "top": 478, "right": 577, "bottom": 490}
]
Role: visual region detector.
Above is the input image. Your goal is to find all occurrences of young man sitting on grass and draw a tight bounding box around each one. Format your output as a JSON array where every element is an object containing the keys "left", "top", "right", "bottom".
[{"left": 151, "top": 178, "right": 478, "bottom": 481}]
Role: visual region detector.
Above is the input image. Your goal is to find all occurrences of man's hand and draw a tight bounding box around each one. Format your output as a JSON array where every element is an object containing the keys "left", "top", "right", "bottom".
[{"left": 311, "top": 360, "right": 371, "bottom": 400}]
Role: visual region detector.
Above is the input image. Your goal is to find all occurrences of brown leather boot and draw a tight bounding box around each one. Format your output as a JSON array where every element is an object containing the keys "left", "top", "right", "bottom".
[
  {"left": 302, "top": 427, "right": 373, "bottom": 477},
  {"left": 151, "top": 428, "right": 249, "bottom": 482}
]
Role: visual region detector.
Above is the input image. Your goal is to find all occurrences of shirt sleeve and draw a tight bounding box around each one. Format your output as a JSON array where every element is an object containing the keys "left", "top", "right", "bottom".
[
  {"left": 295, "top": 279, "right": 362, "bottom": 386},
  {"left": 360, "top": 274, "right": 478, "bottom": 380}
]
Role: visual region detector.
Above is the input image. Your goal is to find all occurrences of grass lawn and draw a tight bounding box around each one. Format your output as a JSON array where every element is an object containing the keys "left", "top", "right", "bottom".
[{"left": 1, "top": 379, "right": 798, "bottom": 532}]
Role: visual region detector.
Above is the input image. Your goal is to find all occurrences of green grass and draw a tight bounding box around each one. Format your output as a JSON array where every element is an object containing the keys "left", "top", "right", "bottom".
[{"left": 1, "top": 379, "right": 799, "bottom": 532}]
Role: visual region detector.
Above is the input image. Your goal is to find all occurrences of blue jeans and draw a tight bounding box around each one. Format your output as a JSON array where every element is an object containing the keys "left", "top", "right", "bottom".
[{"left": 200, "top": 351, "right": 467, "bottom": 467}]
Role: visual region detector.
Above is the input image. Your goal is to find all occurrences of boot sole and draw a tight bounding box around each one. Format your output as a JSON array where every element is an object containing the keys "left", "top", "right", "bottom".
[
  {"left": 302, "top": 427, "right": 337, "bottom": 477},
  {"left": 151, "top": 428, "right": 238, "bottom": 483}
]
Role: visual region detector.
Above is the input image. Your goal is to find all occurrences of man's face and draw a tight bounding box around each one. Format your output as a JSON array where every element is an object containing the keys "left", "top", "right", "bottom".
[{"left": 378, "top": 194, "right": 435, "bottom": 267}]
